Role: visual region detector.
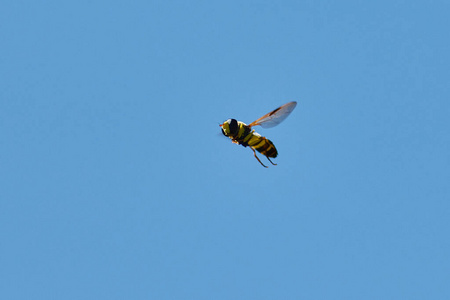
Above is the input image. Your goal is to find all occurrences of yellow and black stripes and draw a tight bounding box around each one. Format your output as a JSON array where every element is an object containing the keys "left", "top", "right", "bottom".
[
  {"left": 233, "top": 122, "right": 278, "bottom": 158},
  {"left": 220, "top": 118, "right": 280, "bottom": 167},
  {"left": 220, "top": 102, "right": 296, "bottom": 167},
  {"left": 246, "top": 135, "right": 277, "bottom": 158}
]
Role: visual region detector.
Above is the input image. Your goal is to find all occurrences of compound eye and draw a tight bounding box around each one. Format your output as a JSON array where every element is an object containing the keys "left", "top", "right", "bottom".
[{"left": 229, "top": 119, "right": 238, "bottom": 135}]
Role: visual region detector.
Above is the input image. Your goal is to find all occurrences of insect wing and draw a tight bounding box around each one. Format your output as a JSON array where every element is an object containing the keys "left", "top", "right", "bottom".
[{"left": 248, "top": 101, "right": 297, "bottom": 128}]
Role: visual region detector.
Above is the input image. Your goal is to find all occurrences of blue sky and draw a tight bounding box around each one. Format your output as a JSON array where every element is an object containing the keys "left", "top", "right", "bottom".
[{"left": 1, "top": 0, "right": 450, "bottom": 299}]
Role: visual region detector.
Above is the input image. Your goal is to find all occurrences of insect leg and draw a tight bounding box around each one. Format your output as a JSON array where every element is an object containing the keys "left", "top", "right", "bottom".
[
  {"left": 251, "top": 148, "right": 268, "bottom": 168},
  {"left": 266, "top": 157, "right": 277, "bottom": 166}
]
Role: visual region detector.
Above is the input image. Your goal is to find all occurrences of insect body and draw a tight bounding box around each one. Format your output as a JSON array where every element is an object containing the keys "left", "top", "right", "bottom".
[{"left": 220, "top": 101, "right": 297, "bottom": 168}]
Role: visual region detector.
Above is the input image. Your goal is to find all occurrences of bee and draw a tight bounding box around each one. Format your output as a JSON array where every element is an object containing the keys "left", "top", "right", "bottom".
[{"left": 220, "top": 101, "right": 297, "bottom": 168}]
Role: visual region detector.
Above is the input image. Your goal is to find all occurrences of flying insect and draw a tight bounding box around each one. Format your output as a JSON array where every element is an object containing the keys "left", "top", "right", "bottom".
[{"left": 220, "top": 101, "right": 297, "bottom": 168}]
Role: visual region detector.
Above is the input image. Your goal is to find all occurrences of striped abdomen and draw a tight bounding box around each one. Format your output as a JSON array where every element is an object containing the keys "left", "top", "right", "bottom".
[{"left": 234, "top": 122, "right": 278, "bottom": 158}]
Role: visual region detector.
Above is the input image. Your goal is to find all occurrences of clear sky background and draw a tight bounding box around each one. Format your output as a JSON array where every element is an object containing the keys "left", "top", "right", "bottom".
[{"left": 1, "top": 1, "right": 449, "bottom": 299}]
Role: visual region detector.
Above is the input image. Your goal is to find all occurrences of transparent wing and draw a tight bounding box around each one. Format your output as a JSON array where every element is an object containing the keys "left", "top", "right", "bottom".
[{"left": 248, "top": 101, "right": 297, "bottom": 128}]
